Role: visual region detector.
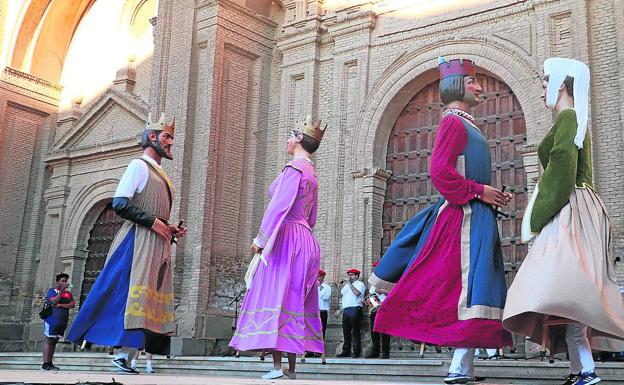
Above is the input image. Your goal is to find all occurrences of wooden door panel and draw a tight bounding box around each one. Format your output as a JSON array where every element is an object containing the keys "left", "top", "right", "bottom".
[{"left": 79, "top": 204, "right": 124, "bottom": 305}]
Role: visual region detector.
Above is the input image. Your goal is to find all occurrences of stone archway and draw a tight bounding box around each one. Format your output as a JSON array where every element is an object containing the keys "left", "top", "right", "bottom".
[
  {"left": 349, "top": 39, "right": 544, "bottom": 272},
  {"left": 351, "top": 39, "right": 544, "bottom": 174}
]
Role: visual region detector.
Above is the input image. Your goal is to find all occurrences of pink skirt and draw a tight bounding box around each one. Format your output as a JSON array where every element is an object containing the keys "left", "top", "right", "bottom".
[{"left": 229, "top": 223, "right": 324, "bottom": 354}]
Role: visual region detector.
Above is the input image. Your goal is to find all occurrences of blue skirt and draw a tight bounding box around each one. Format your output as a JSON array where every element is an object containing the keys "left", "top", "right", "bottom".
[
  {"left": 67, "top": 226, "right": 145, "bottom": 349},
  {"left": 373, "top": 198, "right": 444, "bottom": 285}
]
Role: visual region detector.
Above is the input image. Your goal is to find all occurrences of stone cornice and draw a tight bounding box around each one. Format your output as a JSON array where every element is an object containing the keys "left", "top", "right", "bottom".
[
  {"left": 195, "top": 0, "right": 278, "bottom": 29},
  {"left": 45, "top": 139, "right": 141, "bottom": 165},
  {"left": 326, "top": 10, "right": 377, "bottom": 38},
  {"left": 7, "top": 100, "right": 50, "bottom": 117},
  {"left": 351, "top": 167, "right": 392, "bottom": 180},
  {"left": 371, "top": 0, "right": 537, "bottom": 47},
  {"left": 1, "top": 67, "right": 62, "bottom": 106},
  {"left": 2, "top": 67, "right": 62, "bottom": 96},
  {"left": 276, "top": 23, "right": 324, "bottom": 52},
  {"left": 43, "top": 185, "right": 71, "bottom": 202}
]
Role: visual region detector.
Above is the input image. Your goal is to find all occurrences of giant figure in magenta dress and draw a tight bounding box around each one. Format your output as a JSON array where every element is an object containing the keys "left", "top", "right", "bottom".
[{"left": 370, "top": 59, "right": 512, "bottom": 351}]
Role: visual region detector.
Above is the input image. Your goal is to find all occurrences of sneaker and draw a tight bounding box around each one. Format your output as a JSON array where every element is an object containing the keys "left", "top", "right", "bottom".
[
  {"left": 470, "top": 376, "right": 486, "bottom": 383},
  {"left": 444, "top": 372, "right": 471, "bottom": 384},
  {"left": 561, "top": 373, "right": 581, "bottom": 385},
  {"left": 575, "top": 371, "right": 601, "bottom": 385},
  {"left": 112, "top": 358, "right": 139, "bottom": 374},
  {"left": 145, "top": 362, "right": 154, "bottom": 374},
  {"left": 261, "top": 369, "right": 284, "bottom": 379},
  {"left": 41, "top": 362, "right": 60, "bottom": 371},
  {"left": 262, "top": 369, "right": 284, "bottom": 380}
]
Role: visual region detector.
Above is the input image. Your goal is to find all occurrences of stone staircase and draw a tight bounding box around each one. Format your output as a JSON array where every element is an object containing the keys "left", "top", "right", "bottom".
[{"left": 1, "top": 352, "right": 624, "bottom": 384}]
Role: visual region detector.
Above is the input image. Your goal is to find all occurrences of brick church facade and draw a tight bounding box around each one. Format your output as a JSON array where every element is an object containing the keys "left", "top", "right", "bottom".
[{"left": 1, "top": 0, "right": 623, "bottom": 352}]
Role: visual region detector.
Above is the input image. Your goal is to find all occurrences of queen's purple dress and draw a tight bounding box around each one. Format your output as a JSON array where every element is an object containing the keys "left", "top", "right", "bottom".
[{"left": 229, "top": 157, "right": 324, "bottom": 354}]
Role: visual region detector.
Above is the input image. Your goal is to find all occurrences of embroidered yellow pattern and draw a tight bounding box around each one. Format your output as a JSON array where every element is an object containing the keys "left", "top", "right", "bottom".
[
  {"left": 128, "top": 285, "right": 174, "bottom": 304},
  {"left": 125, "top": 302, "right": 175, "bottom": 323}
]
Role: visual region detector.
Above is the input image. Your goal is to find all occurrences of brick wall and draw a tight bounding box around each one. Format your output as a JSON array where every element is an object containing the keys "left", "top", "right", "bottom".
[{"left": 0, "top": 68, "right": 58, "bottom": 322}]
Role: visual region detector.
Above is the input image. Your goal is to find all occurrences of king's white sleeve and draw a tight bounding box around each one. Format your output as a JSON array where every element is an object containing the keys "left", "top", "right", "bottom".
[{"left": 114, "top": 159, "right": 149, "bottom": 198}]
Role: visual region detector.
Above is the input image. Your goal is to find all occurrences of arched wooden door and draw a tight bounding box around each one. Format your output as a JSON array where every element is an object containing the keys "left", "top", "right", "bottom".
[
  {"left": 79, "top": 203, "right": 124, "bottom": 305},
  {"left": 382, "top": 73, "right": 528, "bottom": 280}
]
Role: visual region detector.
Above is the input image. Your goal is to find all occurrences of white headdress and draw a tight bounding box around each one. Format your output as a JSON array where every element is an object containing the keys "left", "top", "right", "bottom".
[{"left": 543, "top": 58, "right": 590, "bottom": 149}]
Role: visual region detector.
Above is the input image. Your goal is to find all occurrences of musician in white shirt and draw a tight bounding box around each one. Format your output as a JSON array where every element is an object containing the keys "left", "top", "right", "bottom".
[
  {"left": 318, "top": 269, "right": 332, "bottom": 339},
  {"left": 337, "top": 268, "right": 366, "bottom": 358},
  {"left": 367, "top": 261, "right": 391, "bottom": 359}
]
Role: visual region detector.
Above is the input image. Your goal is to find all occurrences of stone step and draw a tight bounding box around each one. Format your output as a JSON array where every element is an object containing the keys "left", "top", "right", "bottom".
[{"left": 1, "top": 352, "right": 623, "bottom": 384}]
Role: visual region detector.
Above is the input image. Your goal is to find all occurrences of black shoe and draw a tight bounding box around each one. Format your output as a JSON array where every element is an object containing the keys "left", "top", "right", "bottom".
[
  {"left": 112, "top": 358, "right": 139, "bottom": 374},
  {"left": 561, "top": 373, "right": 581, "bottom": 385},
  {"left": 41, "top": 362, "right": 60, "bottom": 371},
  {"left": 365, "top": 352, "right": 380, "bottom": 359},
  {"left": 351, "top": 352, "right": 361, "bottom": 358},
  {"left": 336, "top": 352, "right": 351, "bottom": 358},
  {"left": 471, "top": 377, "right": 486, "bottom": 383},
  {"left": 381, "top": 353, "right": 390, "bottom": 359}
]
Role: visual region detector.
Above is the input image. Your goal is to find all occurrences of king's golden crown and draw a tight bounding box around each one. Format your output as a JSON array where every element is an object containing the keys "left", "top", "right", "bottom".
[
  {"left": 294, "top": 114, "right": 327, "bottom": 142},
  {"left": 146, "top": 112, "right": 175, "bottom": 137}
]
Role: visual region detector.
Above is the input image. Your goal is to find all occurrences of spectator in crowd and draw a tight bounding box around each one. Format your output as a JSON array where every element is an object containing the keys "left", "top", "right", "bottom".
[{"left": 42, "top": 273, "right": 75, "bottom": 371}]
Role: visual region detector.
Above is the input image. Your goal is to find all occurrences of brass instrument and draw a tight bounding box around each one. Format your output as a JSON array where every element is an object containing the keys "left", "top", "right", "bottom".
[{"left": 365, "top": 292, "right": 381, "bottom": 312}]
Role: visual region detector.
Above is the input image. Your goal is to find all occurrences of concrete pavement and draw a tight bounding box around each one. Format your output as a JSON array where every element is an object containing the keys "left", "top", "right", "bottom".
[{"left": 0, "top": 370, "right": 510, "bottom": 385}]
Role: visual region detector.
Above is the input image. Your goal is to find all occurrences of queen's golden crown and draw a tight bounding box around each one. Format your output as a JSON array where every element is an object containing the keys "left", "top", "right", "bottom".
[{"left": 294, "top": 114, "right": 327, "bottom": 142}]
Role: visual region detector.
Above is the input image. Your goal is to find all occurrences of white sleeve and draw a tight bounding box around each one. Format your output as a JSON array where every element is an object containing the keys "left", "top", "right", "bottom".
[
  {"left": 320, "top": 284, "right": 332, "bottom": 300},
  {"left": 114, "top": 159, "right": 149, "bottom": 198},
  {"left": 355, "top": 281, "right": 366, "bottom": 293}
]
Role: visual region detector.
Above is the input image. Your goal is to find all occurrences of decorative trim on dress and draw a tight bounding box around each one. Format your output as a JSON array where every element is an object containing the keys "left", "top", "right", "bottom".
[{"left": 457, "top": 203, "right": 504, "bottom": 320}]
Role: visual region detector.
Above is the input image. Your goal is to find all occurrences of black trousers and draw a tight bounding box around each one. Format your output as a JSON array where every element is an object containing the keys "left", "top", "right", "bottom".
[
  {"left": 320, "top": 310, "right": 328, "bottom": 339},
  {"left": 370, "top": 310, "right": 390, "bottom": 356},
  {"left": 342, "top": 306, "right": 362, "bottom": 355}
]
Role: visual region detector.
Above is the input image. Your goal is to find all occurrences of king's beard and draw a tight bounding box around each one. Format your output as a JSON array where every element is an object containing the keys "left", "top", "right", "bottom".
[{"left": 150, "top": 139, "right": 172, "bottom": 160}]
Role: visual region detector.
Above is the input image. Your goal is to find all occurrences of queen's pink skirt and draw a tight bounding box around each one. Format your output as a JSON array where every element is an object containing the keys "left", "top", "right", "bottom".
[{"left": 229, "top": 223, "right": 324, "bottom": 354}]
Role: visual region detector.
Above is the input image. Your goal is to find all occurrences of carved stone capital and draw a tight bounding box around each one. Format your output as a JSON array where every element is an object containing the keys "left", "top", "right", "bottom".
[{"left": 350, "top": 168, "right": 392, "bottom": 181}]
